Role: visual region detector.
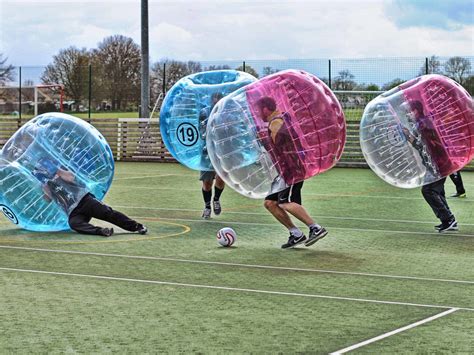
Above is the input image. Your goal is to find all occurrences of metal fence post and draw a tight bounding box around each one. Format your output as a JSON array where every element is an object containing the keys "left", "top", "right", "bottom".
[
  {"left": 162, "top": 62, "right": 167, "bottom": 97},
  {"left": 88, "top": 64, "right": 92, "bottom": 122},
  {"left": 328, "top": 59, "right": 332, "bottom": 89},
  {"left": 18, "top": 66, "right": 22, "bottom": 124}
]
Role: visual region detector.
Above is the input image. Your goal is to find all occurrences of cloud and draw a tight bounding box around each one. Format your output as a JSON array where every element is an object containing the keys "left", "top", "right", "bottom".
[
  {"left": 1, "top": 0, "right": 473, "bottom": 68},
  {"left": 68, "top": 25, "right": 115, "bottom": 49},
  {"left": 385, "top": 0, "right": 474, "bottom": 30}
]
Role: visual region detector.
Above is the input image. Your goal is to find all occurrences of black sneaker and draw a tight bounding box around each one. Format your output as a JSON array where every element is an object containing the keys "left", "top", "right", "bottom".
[
  {"left": 101, "top": 227, "right": 114, "bottom": 237},
  {"left": 137, "top": 225, "right": 148, "bottom": 235},
  {"left": 434, "top": 223, "right": 443, "bottom": 230},
  {"left": 305, "top": 226, "right": 328, "bottom": 246},
  {"left": 450, "top": 192, "right": 466, "bottom": 198},
  {"left": 438, "top": 219, "right": 458, "bottom": 233},
  {"left": 213, "top": 200, "right": 222, "bottom": 216},
  {"left": 281, "top": 232, "right": 306, "bottom": 249}
]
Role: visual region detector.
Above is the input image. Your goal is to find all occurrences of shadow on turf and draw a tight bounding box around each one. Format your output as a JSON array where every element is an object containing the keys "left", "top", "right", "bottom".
[{"left": 0, "top": 228, "right": 141, "bottom": 243}]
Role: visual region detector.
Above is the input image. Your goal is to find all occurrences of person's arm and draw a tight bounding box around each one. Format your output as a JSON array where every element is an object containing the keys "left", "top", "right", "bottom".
[
  {"left": 199, "top": 107, "right": 209, "bottom": 138},
  {"left": 56, "top": 169, "right": 75, "bottom": 183},
  {"left": 402, "top": 127, "right": 415, "bottom": 144},
  {"left": 269, "top": 118, "right": 284, "bottom": 143},
  {"left": 42, "top": 184, "right": 53, "bottom": 202}
]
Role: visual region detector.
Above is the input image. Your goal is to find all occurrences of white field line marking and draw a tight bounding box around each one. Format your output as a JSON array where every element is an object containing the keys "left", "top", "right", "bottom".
[
  {"left": 111, "top": 169, "right": 474, "bottom": 186},
  {"left": 1, "top": 267, "right": 473, "bottom": 312},
  {"left": 330, "top": 308, "right": 460, "bottom": 354},
  {"left": 114, "top": 205, "right": 474, "bottom": 227},
  {"left": 1, "top": 245, "right": 472, "bottom": 285},
  {"left": 127, "top": 215, "right": 474, "bottom": 238},
  {"left": 113, "top": 174, "right": 177, "bottom": 181},
  {"left": 110, "top": 186, "right": 474, "bottom": 202}
]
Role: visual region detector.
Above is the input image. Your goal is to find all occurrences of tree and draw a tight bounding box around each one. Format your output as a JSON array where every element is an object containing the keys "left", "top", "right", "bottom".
[
  {"left": 418, "top": 55, "right": 442, "bottom": 76},
  {"left": 463, "top": 75, "right": 474, "bottom": 95},
  {"left": 92, "top": 35, "right": 141, "bottom": 111},
  {"left": 41, "top": 47, "right": 90, "bottom": 111},
  {"left": 0, "top": 53, "right": 15, "bottom": 85},
  {"left": 21, "top": 79, "right": 36, "bottom": 102},
  {"left": 382, "top": 78, "right": 405, "bottom": 91},
  {"left": 444, "top": 56, "right": 471, "bottom": 85},
  {"left": 235, "top": 64, "right": 259, "bottom": 78},
  {"left": 364, "top": 84, "right": 380, "bottom": 91},
  {"left": 333, "top": 70, "right": 356, "bottom": 90},
  {"left": 204, "top": 64, "right": 231, "bottom": 71},
  {"left": 262, "top": 66, "right": 279, "bottom": 76},
  {"left": 320, "top": 77, "right": 330, "bottom": 86},
  {"left": 151, "top": 59, "right": 202, "bottom": 99}
]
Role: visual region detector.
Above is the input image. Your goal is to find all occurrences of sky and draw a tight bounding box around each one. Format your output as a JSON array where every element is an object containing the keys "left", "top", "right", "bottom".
[{"left": 0, "top": 0, "right": 473, "bottom": 67}]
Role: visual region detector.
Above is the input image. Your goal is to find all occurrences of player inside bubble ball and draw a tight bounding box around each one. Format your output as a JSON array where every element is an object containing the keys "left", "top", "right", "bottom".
[
  {"left": 198, "top": 92, "right": 226, "bottom": 219},
  {"left": 256, "top": 96, "right": 328, "bottom": 249},
  {"left": 402, "top": 101, "right": 458, "bottom": 233},
  {"left": 33, "top": 157, "right": 148, "bottom": 237}
]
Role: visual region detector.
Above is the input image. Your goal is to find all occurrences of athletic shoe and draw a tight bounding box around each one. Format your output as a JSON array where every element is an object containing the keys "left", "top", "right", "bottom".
[
  {"left": 305, "top": 226, "right": 328, "bottom": 246},
  {"left": 281, "top": 232, "right": 306, "bottom": 249},
  {"left": 101, "top": 227, "right": 114, "bottom": 237},
  {"left": 137, "top": 225, "right": 148, "bottom": 235},
  {"left": 213, "top": 200, "right": 222, "bottom": 216},
  {"left": 434, "top": 223, "right": 443, "bottom": 230},
  {"left": 438, "top": 219, "right": 458, "bottom": 233},
  {"left": 450, "top": 192, "right": 466, "bottom": 198},
  {"left": 202, "top": 207, "right": 211, "bottom": 219}
]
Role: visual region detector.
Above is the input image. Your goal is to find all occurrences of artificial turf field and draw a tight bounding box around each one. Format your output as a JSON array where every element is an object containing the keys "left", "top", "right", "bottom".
[{"left": 0, "top": 162, "right": 472, "bottom": 354}]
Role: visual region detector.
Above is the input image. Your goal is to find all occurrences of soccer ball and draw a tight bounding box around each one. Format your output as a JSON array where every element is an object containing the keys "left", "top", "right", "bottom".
[{"left": 217, "top": 227, "right": 237, "bottom": 247}]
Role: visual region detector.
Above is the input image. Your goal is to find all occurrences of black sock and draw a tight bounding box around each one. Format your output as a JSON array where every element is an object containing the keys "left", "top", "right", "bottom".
[
  {"left": 202, "top": 189, "right": 212, "bottom": 208},
  {"left": 214, "top": 186, "right": 224, "bottom": 201}
]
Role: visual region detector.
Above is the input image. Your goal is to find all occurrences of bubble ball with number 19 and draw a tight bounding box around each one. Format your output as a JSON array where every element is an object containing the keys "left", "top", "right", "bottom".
[{"left": 160, "top": 70, "right": 257, "bottom": 171}]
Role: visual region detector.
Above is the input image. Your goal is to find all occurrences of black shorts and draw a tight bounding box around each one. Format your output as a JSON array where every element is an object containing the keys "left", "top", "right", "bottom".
[
  {"left": 265, "top": 181, "right": 303, "bottom": 205},
  {"left": 199, "top": 170, "right": 216, "bottom": 181}
]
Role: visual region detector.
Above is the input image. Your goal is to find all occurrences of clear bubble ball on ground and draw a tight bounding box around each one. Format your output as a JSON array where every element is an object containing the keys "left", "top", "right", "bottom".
[
  {"left": 160, "top": 70, "right": 257, "bottom": 171},
  {"left": 360, "top": 74, "right": 474, "bottom": 188},
  {"left": 0, "top": 112, "right": 115, "bottom": 231},
  {"left": 206, "top": 69, "right": 346, "bottom": 198}
]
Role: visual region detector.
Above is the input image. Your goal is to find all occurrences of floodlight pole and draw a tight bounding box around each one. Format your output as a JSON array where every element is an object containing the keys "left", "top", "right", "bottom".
[{"left": 141, "top": 0, "right": 150, "bottom": 119}]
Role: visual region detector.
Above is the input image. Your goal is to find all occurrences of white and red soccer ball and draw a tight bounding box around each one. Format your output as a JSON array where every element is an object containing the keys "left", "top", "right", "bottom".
[{"left": 217, "top": 227, "right": 236, "bottom": 247}]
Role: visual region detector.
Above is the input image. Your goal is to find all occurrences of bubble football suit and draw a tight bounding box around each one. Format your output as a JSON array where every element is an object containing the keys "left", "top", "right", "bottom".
[
  {"left": 160, "top": 70, "right": 257, "bottom": 171},
  {"left": 0, "top": 113, "right": 115, "bottom": 231},
  {"left": 360, "top": 74, "right": 474, "bottom": 188},
  {"left": 206, "top": 69, "right": 346, "bottom": 198}
]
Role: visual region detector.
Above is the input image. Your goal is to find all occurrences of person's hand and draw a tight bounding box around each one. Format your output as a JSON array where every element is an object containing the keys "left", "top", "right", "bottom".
[
  {"left": 402, "top": 128, "right": 415, "bottom": 144},
  {"left": 42, "top": 185, "right": 53, "bottom": 202},
  {"left": 57, "top": 169, "right": 75, "bottom": 182},
  {"left": 256, "top": 129, "right": 267, "bottom": 141}
]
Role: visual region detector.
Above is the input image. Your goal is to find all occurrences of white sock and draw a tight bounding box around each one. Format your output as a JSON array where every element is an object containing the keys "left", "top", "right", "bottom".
[
  {"left": 309, "top": 223, "right": 321, "bottom": 229},
  {"left": 289, "top": 227, "right": 303, "bottom": 237}
]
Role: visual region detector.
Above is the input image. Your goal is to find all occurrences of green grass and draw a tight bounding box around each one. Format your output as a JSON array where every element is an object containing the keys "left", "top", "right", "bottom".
[{"left": 1, "top": 163, "right": 473, "bottom": 353}]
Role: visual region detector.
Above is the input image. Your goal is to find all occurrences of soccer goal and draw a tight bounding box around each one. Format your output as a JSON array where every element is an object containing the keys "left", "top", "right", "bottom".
[{"left": 33, "top": 84, "right": 64, "bottom": 115}]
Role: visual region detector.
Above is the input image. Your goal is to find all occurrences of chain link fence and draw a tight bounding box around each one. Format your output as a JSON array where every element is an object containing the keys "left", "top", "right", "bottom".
[
  {"left": 0, "top": 56, "right": 472, "bottom": 169},
  {"left": 1, "top": 56, "right": 472, "bottom": 121}
]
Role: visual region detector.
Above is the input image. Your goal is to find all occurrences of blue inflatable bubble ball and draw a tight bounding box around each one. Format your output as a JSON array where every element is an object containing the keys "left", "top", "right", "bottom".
[
  {"left": 160, "top": 70, "right": 257, "bottom": 171},
  {"left": 0, "top": 112, "right": 115, "bottom": 231}
]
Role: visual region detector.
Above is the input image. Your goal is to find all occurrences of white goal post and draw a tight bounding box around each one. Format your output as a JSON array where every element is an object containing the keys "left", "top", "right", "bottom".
[{"left": 33, "top": 84, "right": 64, "bottom": 115}]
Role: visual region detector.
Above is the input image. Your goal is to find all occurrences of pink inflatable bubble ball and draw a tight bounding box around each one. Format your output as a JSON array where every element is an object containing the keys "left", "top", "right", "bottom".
[
  {"left": 360, "top": 74, "right": 473, "bottom": 188},
  {"left": 206, "top": 69, "right": 346, "bottom": 198}
]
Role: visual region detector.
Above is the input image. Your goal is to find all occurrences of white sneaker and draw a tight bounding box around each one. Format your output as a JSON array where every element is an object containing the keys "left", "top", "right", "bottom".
[{"left": 202, "top": 207, "right": 211, "bottom": 219}]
